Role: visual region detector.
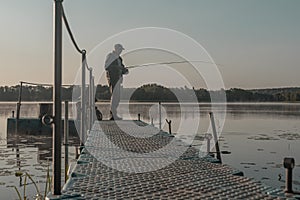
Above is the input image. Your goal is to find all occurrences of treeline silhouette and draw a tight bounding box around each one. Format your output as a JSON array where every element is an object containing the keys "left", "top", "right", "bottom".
[{"left": 1, "top": 84, "right": 300, "bottom": 102}]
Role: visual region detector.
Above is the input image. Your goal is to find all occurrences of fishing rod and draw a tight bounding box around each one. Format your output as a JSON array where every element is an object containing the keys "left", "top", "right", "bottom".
[{"left": 126, "top": 60, "right": 221, "bottom": 69}]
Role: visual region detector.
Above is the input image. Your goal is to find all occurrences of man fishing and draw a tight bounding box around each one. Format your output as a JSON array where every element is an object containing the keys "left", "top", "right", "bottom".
[{"left": 105, "top": 44, "right": 128, "bottom": 120}]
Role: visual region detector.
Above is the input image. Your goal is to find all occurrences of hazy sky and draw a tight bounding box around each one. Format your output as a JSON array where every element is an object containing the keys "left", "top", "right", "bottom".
[{"left": 0, "top": 0, "right": 299, "bottom": 89}]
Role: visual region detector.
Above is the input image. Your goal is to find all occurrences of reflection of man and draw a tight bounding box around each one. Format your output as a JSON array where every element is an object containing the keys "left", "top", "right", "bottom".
[{"left": 105, "top": 44, "right": 129, "bottom": 120}]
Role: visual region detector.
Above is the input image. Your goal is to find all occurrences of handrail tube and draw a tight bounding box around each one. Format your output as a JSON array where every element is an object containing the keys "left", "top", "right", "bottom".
[
  {"left": 81, "top": 51, "right": 86, "bottom": 146},
  {"left": 61, "top": 5, "right": 83, "bottom": 54},
  {"left": 19, "top": 81, "right": 73, "bottom": 87}
]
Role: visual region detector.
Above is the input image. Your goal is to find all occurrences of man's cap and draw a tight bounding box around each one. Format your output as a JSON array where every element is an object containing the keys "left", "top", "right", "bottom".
[{"left": 114, "top": 44, "right": 125, "bottom": 50}]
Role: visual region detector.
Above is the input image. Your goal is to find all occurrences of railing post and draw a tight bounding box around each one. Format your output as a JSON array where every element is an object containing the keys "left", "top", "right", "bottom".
[
  {"left": 91, "top": 76, "right": 95, "bottom": 124},
  {"left": 81, "top": 51, "right": 86, "bottom": 146},
  {"left": 64, "top": 101, "right": 69, "bottom": 183},
  {"left": 89, "top": 69, "right": 93, "bottom": 130},
  {"left": 87, "top": 84, "right": 90, "bottom": 131},
  {"left": 159, "top": 101, "right": 162, "bottom": 130},
  {"left": 209, "top": 112, "right": 222, "bottom": 163},
  {"left": 204, "top": 133, "right": 212, "bottom": 154},
  {"left": 52, "top": 0, "right": 63, "bottom": 195},
  {"left": 166, "top": 119, "right": 172, "bottom": 134},
  {"left": 284, "top": 157, "right": 295, "bottom": 193}
]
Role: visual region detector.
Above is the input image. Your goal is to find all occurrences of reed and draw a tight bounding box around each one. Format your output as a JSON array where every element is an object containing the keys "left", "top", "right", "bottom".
[{"left": 10, "top": 164, "right": 51, "bottom": 200}]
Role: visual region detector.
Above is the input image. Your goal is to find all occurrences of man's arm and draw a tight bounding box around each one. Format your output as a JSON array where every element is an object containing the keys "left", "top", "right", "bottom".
[
  {"left": 119, "top": 56, "right": 129, "bottom": 75},
  {"left": 105, "top": 53, "right": 118, "bottom": 70}
]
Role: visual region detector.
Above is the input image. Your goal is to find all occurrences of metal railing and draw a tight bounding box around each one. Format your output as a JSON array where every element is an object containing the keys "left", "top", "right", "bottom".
[
  {"left": 62, "top": 5, "right": 96, "bottom": 145},
  {"left": 52, "top": 0, "right": 95, "bottom": 195}
]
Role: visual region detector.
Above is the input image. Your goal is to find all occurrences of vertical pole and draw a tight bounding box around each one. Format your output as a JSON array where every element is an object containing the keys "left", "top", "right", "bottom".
[
  {"left": 89, "top": 69, "right": 93, "bottom": 130},
  {"left": 209, "top": 112, "right": 222, "bottom": 163},
  {"left": 81, "top": 51, "right": 86, "bottom": 146},
  {"left": 138, "top": 113, "right": 141, "bottom": 121},
  {"left": 166, "top": 119, "right": 172, "bottom": 134},
  {"left": 87, "top": 84, "right": 90, "bottom": 130},
  {"left": 206, "top": 135, "right": 211, "bottom": 154},
  {"left": 91, "top": 76, "right": 95, "bottom": 124},
  {"left": 159, "top": 101, "right": 161, "bottom": 130},
  {"left": 53, "top": 0, "right": 63, "bottom": 195},
  {"left": 16, "top": 145, "right": 21, "bottom": 186},
  {"left": 283, "top": 157, "right": 295, "bottom": 193},
  {"left": 16, "top": 81, "right": 23, "bottom": 120},
  {"left": 64, "top": 101, "right": 69, "bottom": 183},
  {"left": 286, "top": 168, "right": 293, "bottom": 193}
]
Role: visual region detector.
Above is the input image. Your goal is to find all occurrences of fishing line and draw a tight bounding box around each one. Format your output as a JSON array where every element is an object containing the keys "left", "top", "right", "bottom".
[{"left": 126, "top": 60, "right": 223, "bottom": 69}]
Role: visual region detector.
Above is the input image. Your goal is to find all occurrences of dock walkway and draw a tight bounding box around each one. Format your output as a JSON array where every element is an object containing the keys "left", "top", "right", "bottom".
[{"left": 61, "top": 120, "right": 286, "bottom": 199}]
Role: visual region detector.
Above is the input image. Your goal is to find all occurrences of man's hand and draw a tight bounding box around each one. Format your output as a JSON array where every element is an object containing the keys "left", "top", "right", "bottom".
[{"left": 122, "top": 67, "right": 129, "bottom": 75}]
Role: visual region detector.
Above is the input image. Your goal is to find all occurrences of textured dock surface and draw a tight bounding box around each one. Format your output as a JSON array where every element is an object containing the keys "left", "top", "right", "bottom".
[{"left": 61, "top": 120, "right": 287, "bottom": 199}]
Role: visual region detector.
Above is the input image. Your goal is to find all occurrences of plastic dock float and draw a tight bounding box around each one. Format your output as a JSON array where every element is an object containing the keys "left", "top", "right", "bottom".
[
  {"left": 7, "top": 118, "right": 78, "bottom": 136},
  {"left": 58, "top": 120, "right": 289, "bottom": 199}
]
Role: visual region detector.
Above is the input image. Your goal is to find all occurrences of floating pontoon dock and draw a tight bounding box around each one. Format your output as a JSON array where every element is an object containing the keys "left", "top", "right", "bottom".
[{"left": 56, "top": 120, "right": 288, "bottom": 199}]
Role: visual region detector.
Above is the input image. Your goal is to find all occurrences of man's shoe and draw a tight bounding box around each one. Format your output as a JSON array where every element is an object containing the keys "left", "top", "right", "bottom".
[
  {"left": 109, "top": 116, "right": 122, "bottom": 120},
  {"left": 114, "top": 116, "right": 122, "bottom": 120}
]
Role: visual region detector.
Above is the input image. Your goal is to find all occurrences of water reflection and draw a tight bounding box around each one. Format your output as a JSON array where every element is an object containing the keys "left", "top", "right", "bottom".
[
  {"left": 1, "top": 102, "right": 300, "bottom": 198},
  {"left": 7, "top": 133, "right": 80, "bottom": 162}
]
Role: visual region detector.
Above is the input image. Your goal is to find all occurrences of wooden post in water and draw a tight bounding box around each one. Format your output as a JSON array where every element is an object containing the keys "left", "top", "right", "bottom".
[{"left": 209, "top": 112, "right": 222, "bottom": 163}]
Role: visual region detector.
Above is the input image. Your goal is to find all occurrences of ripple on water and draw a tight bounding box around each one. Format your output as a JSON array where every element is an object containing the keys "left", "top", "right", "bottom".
[
  {"left": 248, "top": 133, "right": 279, "bottom": 140},
  {"left": 32, "top": 142, "right": 46, "bottom": 145},
  {"left": 266, "top": 162, "right": 275, "bottom": 165},
  {"left": 39, "top": 150, "right": 50, "bottom": 154},
  {"left": 273, "top": 164, "right": 282, "bottom": 168},
  {"left": 261, "top": 177, "right": 270, "bottom": 180},
  {"left": 0, "top": 170, "right": 13, "bottom": 176},
  {"left": 277, "top": 132, "right": 300, "bottom": 140},
  {"left": 240, "top": 162, "right": 256, "bottom": 165},
  {"left": 257, "top": 148, "right": 264, "bottom": 151}
]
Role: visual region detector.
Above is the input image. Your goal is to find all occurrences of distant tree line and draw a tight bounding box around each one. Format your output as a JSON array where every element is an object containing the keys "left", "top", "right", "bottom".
[{"left": 1, "top": 84, "right": 300, "bottom": 102}]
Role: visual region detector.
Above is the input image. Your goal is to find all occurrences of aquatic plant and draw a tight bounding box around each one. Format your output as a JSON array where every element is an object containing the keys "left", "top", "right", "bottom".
[
  {"left": 9, "top": 165, "right": 51, "bottom": 200},
  {"left": 6, "top": 186, "right": 22, "bottom": 200}
]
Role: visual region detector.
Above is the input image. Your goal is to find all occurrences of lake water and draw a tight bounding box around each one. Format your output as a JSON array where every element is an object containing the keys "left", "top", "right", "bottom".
[{"left": 0, "top": 102, "right": 300, "bottom": 199}]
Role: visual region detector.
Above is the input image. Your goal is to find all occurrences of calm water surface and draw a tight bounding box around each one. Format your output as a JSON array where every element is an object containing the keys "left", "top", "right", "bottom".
[{"left": 1, "top": 102, "right": 300, "bottom": 199}]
